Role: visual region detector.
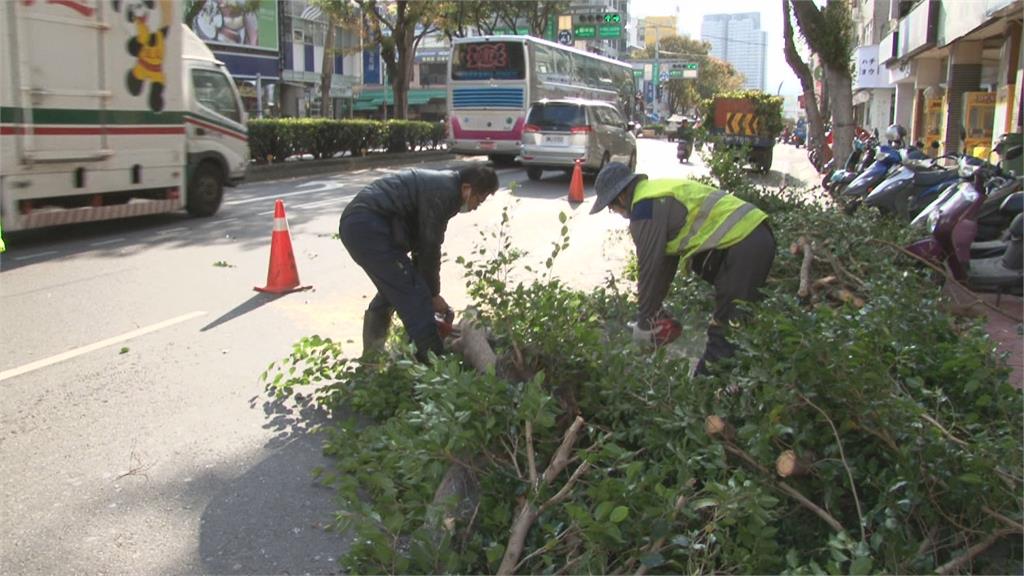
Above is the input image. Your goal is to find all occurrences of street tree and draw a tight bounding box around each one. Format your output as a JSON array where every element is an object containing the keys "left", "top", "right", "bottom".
[
  {"left": 438, "top": 1, "right": 504, "bottom": 39},
  {"left": 636, "top": 36, "right": 745, "bottom": 115},
  {"left": 355, "top": 0, "right": 444, "bottom": 121},
  {"left": 782, "top": 0, "right": 826, "bottom": 154},
  {"left": 495, "top": 1, "right": 568, "bottom": 38},
  {"left": 789, "top": 0, "right": 857, "bottom": 164},
  {"left": 312, "top": 0, "right": 362, "bottom": 119}
]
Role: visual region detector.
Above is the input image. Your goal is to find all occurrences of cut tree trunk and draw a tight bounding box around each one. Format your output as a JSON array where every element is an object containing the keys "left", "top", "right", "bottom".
[{"left": 776, "top": 450, "right": 813, "bottom": 477}]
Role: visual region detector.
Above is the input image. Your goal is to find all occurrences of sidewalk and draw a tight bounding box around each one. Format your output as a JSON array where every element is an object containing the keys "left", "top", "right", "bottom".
[
  {"left": 944, "top": 283, "right": 1023, "bottom": 387},
  {"left": 980, "top": 293, "right": 1023, "bottom": 388}
]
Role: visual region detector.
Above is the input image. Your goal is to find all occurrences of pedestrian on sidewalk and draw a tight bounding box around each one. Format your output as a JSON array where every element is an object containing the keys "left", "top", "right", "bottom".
[
  {"left": 590, "top": 162, "right": 776, "bottom": 376},
  {"left": 340, "top": 165, "right": 499, "bottom": 362}
]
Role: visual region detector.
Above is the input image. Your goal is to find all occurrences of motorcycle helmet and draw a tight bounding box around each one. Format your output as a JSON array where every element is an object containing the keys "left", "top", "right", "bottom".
[{"left": 885, "top": 124, "right": 907, "bottom": 144}]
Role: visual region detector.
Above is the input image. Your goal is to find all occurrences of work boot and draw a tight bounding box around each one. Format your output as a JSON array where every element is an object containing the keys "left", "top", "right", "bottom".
[{"left": 362, "top": 309, "right": 392, "bottom": 356}]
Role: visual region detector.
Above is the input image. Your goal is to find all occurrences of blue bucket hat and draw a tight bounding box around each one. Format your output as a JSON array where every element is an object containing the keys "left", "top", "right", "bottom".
[{"left": 590, "top": 162, "right": 646, "bottom": 214}]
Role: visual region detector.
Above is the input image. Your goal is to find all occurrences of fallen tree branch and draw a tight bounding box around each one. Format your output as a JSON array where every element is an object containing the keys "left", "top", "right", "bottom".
[
  {"left": 634, "top": 493, "right": 689, "bottom": 576},
  {"left": 775, "top": 450, "right": 813, "bottom": 478},
  {"left": 934, "top": 529, "right": 1021, "bottom": 575},
  {"left": 873, "top": 239, "right": 1023, "bottom": 323},
  {"left": 498, "top": 416, "right": 587, "bottom": 576},
  {"left": 919, "top": 412, "right": 969, "bottom": 449},
  {"left": 718, "top": 440, "right": 845, "bottom": 533},
  {"left": 526, "top": 420, "right": 538, "bottom": 489},
  {"left": 796, "top": 236, "right": 814, "bottom": 299},
  {"left": 799, "top": 393, "right": 866, "bottom": 541}
]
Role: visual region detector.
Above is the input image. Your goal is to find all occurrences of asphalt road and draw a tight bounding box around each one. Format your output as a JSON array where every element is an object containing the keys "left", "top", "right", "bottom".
[{"left": 0, "top": 138, "right": 817, "bottom": 574}]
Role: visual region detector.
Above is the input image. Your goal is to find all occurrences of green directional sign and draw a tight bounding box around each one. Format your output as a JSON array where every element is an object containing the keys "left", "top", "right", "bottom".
[
  {"left": 598, "top": 24, "right": 622, "bottom": 38},
  {"left": 668, "top": 70, "right": 684, "bottom": 79},
  {"left": 573, "top": 25, "right": 596, "bottom": 39}
]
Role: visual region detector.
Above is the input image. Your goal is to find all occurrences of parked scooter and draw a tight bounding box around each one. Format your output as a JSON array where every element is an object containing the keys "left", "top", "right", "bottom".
[
  {"left": 839, "top": 145, "right": 923, "bottom": 213},
  {"left": 907, "top": 161, "right": 1022, "bottom": 295},
  {"left": 823, "top": 134, "right": 878, "bottom": 196},
  {"left": 911, "top": 139, "right": 1023, "bottom": 238},
  {"left": 864, "top": 153, "right": 961, "bottom": 219}
]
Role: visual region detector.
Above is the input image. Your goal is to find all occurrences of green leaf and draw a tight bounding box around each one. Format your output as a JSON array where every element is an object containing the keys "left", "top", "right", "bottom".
[
  {"left": 594, "top": 501, "right": 614, "bottom": 521},
  {"left": 958, "top": 473, "right": 983, "bottom": 484},
  {"left": 559, "top": 211, "right": 568, "bottom": 223},
  {"left": 609, "top": 505, "right": 629, "bottom": 523},
  {"left": 848, "top": 556, "right": 872, "bottom": 575},
  {"left": 691, "top": 498, "right": 718, "bottom": 510},
  {"left": 639, "top": 552, "right": 665, "bottom": 567}
]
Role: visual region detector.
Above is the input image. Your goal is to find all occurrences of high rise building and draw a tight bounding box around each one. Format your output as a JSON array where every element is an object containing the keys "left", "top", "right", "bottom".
[{"left": 701, "top": 12, "right": 767, "bottom": 91}]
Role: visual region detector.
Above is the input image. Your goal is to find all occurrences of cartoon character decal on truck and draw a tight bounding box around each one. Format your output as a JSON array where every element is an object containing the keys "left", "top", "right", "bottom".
[{"left": 112, "top": 0, "right": 172, "bottom": 112}]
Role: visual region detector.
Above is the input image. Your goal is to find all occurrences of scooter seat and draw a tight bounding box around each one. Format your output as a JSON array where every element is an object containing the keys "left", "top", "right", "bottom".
[
  {"left": 913, "top": 170, "right": 955, "bottom": 187},
  {"left": 970, "top": 239, "right": 1008, "bottom": 259},
  {"left": 1001, "top": 191, "right": 1023, "bottom": 215},
  {"left": 968, "top": 255, "right": 1023, "bottom": 294}
]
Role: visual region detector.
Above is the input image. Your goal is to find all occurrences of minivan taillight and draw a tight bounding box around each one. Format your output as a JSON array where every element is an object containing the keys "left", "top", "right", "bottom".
[
  {"left": 523, "top": 124, "right": 541, "bottom": 133},
  {"left": 570, "top": 125, "right": 592, "bottom": 134}
]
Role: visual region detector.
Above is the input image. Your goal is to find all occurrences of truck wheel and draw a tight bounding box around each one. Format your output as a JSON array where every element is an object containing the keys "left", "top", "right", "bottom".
[
  {"left": 526, "top": 167, "right": 543, "bottom": 181},
  {"left": 187, "top": 163, "right": 223, "bottom": 217}
]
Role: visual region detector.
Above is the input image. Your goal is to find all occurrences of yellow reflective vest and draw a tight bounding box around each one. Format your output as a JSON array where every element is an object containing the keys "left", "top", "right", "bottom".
[{"left": 632, "top": 179, "right": 767, "bottom": 262}]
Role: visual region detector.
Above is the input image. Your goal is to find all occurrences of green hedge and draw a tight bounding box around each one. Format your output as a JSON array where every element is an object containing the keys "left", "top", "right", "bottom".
[{"left": 247, "top": 119, "right": 446, "bottom": 163}]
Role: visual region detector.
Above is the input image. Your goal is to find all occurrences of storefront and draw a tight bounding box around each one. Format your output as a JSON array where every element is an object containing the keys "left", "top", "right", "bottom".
[{"left": 189, "top": 0, "right": 281, "bottom": 118}]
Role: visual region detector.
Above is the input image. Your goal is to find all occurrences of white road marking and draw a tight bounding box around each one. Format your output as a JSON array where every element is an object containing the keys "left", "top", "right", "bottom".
[
  {"left": 293, "top": 198, "right": 342, "bottom": 210},
  {"left": 156, "top": 226, "right": 188, "bottom": 235},
  {"left": 90, "top": 238, "right": 125, "bottom": 247},
  {"left": 225, "top": 186, "right": 343, "bottom": 206},
  {"left": 13, "top": 251, "right": 58, "bottom": 261},
  {"left": 0, "top": 311, "right": 208, "bottom": 383}
]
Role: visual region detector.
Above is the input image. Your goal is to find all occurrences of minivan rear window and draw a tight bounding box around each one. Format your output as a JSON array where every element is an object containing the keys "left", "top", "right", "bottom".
[{"left": 527, "top": 103, "right": 585, "bottom": 130}]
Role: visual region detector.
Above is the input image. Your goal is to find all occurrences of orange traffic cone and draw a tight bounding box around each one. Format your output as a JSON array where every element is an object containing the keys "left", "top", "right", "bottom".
[
  {"left": 255, "top": 199, "right": 311, "bottom": 294},
  {"left": 568, "top": 159, "right": 585, "bottom": 203}
]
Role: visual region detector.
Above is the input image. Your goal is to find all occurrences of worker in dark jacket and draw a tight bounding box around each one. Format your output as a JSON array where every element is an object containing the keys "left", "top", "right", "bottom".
[
  {"left": 590, "top": 162, "right": 775, "bottom": 375},
  {"left": 340, "top": 165, "right": 499, "bottom": 361}
]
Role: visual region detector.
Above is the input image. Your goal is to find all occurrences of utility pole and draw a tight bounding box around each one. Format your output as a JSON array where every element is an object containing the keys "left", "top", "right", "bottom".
[{"left": 651, "top": 27, "right": 662, "bottom": 119}]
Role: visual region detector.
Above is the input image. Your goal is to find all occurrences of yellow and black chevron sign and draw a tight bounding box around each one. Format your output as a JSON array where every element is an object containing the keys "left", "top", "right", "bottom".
[{"left": 725, "top": 112, "right": 760, "bottom": 135}]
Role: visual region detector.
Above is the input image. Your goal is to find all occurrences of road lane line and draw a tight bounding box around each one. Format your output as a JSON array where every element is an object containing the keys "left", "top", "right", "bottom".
[
  {"left": 293, "top": 198, "right": 342, "bottom": 210},
  {"left": 225, "top": 187, "right": 343, "bottom": 206},
  {"left": 13, "top": 251, "right": 59, "bottom": 261},
  {"left": 156, "top": 226, "right": 188, "bottom": 235},
  {"left": 90, "top": 238, "right": 125, "bottom": 247},
  {"left": 0, "top": 311, "right": 207, "bottom": 383}
]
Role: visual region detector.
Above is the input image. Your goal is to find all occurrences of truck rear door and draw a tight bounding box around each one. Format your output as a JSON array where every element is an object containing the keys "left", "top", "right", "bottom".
[{"left": 8, "top": 0, "right": 108, "bottom": 162}]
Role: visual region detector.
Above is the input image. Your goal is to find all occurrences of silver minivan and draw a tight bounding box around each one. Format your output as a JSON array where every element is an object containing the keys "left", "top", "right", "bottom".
[{"left": 518, "top": 99, "right": 637, "bottom": 181}]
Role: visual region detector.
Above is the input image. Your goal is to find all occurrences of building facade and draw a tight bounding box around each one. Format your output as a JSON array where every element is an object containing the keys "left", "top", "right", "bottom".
[
  {"left": 851, "top": 0, "right": 897, "bottom": 137},
  {"left": 701, "top": 12, "right": 767, "bottom": 91},
  {"left": 876, "top": 0, "right": 1022, "bottom": 158}
]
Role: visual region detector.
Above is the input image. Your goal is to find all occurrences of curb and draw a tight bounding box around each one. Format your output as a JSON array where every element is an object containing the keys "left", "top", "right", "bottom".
[{"left": 244, "top": 150, "right": 456, "bottom": 183}]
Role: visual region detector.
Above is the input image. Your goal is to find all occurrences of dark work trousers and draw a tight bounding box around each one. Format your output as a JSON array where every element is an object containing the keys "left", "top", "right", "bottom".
[
  {"left": 339, "top": 209, "right": 442, "bottom": 360},
  {"left": 692, "top": 221, "right": 776, "bottom": 374}
]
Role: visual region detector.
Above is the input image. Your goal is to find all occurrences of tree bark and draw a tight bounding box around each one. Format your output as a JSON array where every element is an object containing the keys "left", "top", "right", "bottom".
[
  {"left": 782, "top": 0, "right": 826, "bottom": 154},
  {"left": 319, "top": 20, "right": 336, "bottom": 119},
  {"left": 826, "top": 64, "right": 854, "bottom": 169}
]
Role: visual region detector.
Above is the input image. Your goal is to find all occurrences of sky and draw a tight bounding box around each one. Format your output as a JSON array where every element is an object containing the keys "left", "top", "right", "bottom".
[{"left": 630, "top": 0, "right": 804, "bottom": 96}]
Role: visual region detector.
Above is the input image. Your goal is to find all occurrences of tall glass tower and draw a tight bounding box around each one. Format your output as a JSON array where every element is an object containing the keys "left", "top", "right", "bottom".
[{"left": 701, "top": 12, "right": 767, "bottom": 91}]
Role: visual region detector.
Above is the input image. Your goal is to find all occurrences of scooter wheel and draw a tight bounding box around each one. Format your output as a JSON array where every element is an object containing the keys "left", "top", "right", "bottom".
[{"left": 842, "top": 198, "right": 861, "bottom": 215}]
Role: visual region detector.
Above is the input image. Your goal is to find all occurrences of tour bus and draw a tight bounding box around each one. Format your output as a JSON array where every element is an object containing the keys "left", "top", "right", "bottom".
[{"left": 446, "top": 35, "right": 635, "bottom": 162}]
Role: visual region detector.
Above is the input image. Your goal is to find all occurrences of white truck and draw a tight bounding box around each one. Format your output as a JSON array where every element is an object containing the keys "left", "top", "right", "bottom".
[{"left": 0, "top": 0, "right": 249, "bottom": 231}]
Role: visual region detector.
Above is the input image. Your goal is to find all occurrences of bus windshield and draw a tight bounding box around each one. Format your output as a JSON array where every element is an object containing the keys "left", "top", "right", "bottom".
[{"left": 451, "top": 41, "right": 526, "bottom": 81}]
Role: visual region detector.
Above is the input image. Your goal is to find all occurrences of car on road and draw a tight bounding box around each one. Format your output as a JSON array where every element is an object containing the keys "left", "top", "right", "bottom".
[{"left": 518, "top": 98, "right": 637, "bottom": 181}]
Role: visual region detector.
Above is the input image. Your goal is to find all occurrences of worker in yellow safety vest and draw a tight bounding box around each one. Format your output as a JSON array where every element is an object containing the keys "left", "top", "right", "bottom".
[{"left": 590, "top": 162, "right": 776, "bottom": 376}]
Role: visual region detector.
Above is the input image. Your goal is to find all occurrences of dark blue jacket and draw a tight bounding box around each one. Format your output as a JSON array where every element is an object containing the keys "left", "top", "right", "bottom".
[{"left": 341, "top": 168, "right": 461, "bottom": 296}]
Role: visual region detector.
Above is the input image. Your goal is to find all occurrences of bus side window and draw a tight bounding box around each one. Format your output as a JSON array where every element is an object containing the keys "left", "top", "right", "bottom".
[{"left": 533, "top": 44, "right": 553, "bottom": 79}]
